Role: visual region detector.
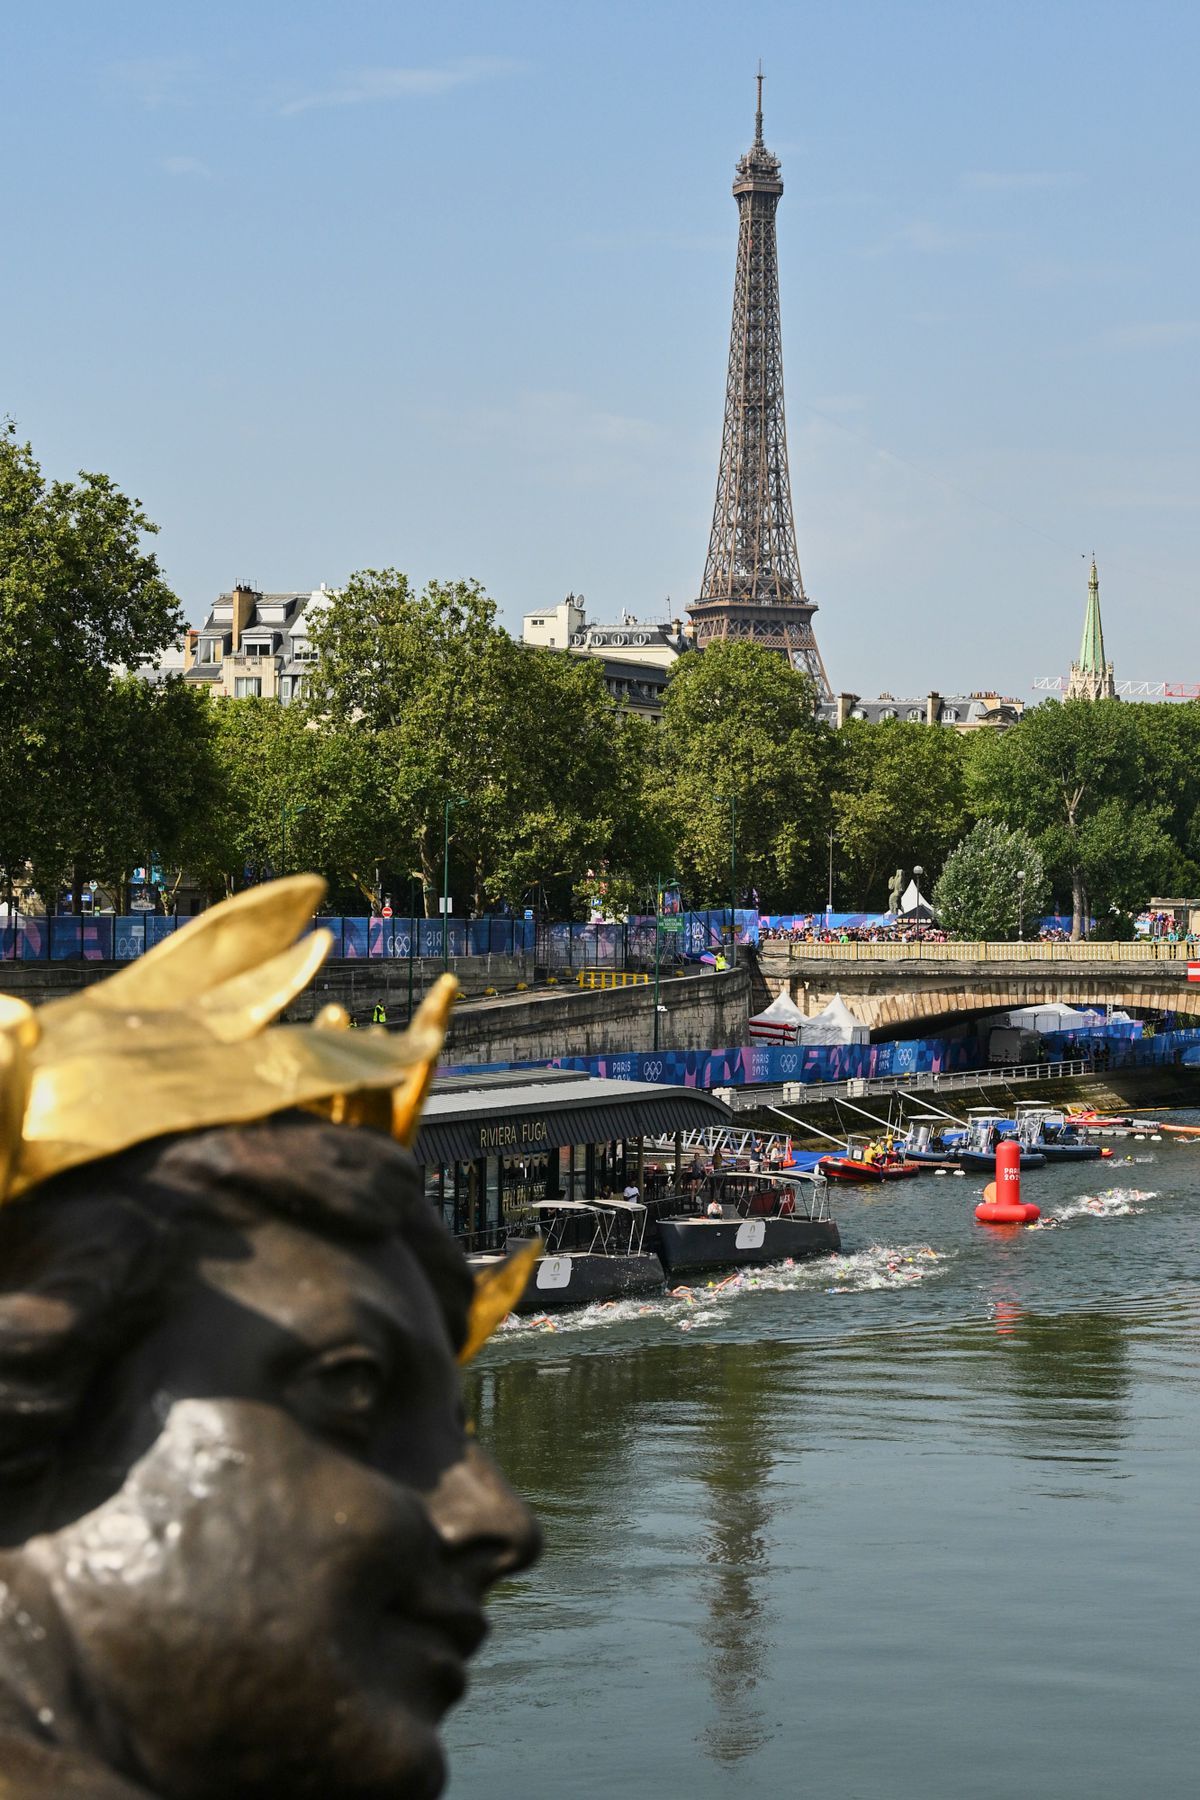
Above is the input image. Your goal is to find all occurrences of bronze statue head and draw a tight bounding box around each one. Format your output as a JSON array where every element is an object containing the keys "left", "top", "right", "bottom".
[{"left": 0, "top": 1114, "right": 539, "bottom": 1799}]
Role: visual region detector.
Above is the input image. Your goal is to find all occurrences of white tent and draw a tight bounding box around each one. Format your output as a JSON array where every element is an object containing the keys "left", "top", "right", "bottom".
[
  {"left": 797, "top": 993, "right": 870, "bottom": 1045},
  {"left": 999, "top": 1004, "right": 1098, "bottom": 1033},
  {"left": 748, "top": 988, "right": 807, "bottom": 1044},
  {"left": 897, "top": 878, "right": 937, "bottom": 920}
]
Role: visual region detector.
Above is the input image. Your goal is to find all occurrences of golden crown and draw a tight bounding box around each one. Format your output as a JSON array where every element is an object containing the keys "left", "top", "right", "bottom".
[{"left": 0, "top": 877, "right": 533, "bottom": 1361}]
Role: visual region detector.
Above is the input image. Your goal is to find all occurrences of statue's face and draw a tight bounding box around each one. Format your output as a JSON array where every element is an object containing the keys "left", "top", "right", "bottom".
[{"left": 24, "top": 1213, "right": 539, "bottom": 1800}]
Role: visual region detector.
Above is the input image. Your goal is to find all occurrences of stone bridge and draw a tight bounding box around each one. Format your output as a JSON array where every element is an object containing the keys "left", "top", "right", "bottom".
[{"left": 758, "top": 941, "right": 1200, "bottom": 1036}]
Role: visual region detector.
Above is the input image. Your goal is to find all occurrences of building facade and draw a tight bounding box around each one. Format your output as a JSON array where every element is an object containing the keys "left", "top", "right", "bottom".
[
  {"left": 819, "top": 690, "right": 1024, "bottom": 732},
  {"left": 168, "top": 584, "right": 333, "bottom": 703},
  {"left": 521, "top": 595, "right": 691, "bottom": 718}
]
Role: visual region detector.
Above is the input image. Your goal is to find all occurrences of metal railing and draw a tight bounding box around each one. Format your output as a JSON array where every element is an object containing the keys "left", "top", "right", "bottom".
[
  {"left": 575, "top": 970, "right": 650, "bottom": 990},
  {"left": 783, "top": 939, "right": 1198, "bottom": 964},
  {"left": 716, "top": 1056, "right": 1098, "bottom": 1113}
]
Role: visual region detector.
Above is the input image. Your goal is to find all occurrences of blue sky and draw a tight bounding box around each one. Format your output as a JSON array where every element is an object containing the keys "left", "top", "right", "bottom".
[{"left": 4, "top": 0, "right": 1198, "bottom": 698}]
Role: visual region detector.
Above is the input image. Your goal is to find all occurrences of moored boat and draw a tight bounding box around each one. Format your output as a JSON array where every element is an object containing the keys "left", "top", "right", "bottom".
[
  {"left": 1014, "top": 1104, "right": 1104, "bottom": 1163},
  {"left": 901, "top": 1116, "right": 966, "bottom": 1165},
  {"left": 818, "top": 1134, "right": 923, "bottom": 1183},
  {"left": 954, "top": 1110, "right": 1045, "bottom": 1171},
  {"left": 646, "top": 1170, "right": 839, "bottom": 1275},
  {"left": 467, "top": 1198, "right": 665, "bottom": 1311}
]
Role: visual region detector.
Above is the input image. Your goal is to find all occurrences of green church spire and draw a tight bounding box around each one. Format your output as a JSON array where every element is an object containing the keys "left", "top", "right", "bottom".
[
  {"left": 1078, "top": 557, "right": 1106, "bottom": 673},
  {"left": 1066, "top": 557, "right": 1117, "bottom": 701}
]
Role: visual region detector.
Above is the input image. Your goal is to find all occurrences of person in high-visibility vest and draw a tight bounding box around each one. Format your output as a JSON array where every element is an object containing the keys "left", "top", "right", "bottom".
[
  {"left": 372, "top": 1001, "right": 387, "bottom": 1025},
  {"left": 714, "top": 950, "right": 728, "bottom": 972}
]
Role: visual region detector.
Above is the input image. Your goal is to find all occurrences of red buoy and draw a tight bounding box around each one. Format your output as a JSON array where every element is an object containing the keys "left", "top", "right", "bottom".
[{"left": 976, "top": 1135, "right": 1040, "bottom": 1225}]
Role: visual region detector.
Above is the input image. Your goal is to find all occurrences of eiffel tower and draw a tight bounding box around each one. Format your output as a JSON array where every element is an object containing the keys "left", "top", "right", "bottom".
[{"left": 689, "top": 75, "right": 831, "bottom": 698}]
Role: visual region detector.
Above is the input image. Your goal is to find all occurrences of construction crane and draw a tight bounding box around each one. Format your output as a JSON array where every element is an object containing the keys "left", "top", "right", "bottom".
[{"left": 1033, "top": 676, "right": 1200, "bottom": 700}]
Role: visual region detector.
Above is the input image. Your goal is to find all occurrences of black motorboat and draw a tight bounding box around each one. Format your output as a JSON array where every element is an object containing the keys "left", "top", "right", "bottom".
[
  {"left": 645, "top": 1170, "right": 840, "bottom": 1277},
  {"left": 467, "top": 1198, "right": 665, "bottom": 1312}
]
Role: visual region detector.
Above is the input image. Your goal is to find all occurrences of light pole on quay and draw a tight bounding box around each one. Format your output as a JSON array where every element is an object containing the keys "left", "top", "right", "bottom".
[
  {"left": 407, "top": 871, "right": 423, "bottom": 1022},
  {"left": 912, "top": 864, "right": 924, "bottom": 959},
  {"left": 1017, "top": 868, "right": 1026, "bottom": 943},
  {"left": 441, "top": 798, "right": 457, "bottom": 973},
  {"left": 652, "top": 876, "right": 680, "bottom": 1054},
  {"left": 715, "top": 793, "right": 737, "bottom": 969}
]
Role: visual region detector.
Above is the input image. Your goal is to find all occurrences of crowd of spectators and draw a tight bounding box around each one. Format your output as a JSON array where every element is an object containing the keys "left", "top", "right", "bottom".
[
  {"left": 760, "top": 910, "right": 1200, "bottom": 946},
  {"left": 759, "top": 916, "right": 950, "bottom": 945}
]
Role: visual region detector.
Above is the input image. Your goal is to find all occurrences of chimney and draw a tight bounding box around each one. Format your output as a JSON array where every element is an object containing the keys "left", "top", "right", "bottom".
[
  {"left": 836, "top": 692, "right": 859, "bottom": 729},
  {"left": 231, "top": 581, "right": 257, "bottom": 655},
  {"left": 183, "top": 628, "right": 198, "bottom": 673},
  {"left": 926, "top": 691, "right": 940, "bottom": 726}
]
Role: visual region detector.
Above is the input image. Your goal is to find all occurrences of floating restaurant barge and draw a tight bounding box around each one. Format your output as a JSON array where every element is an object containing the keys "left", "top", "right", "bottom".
[{"left": 412, "top": 1070, "right": 840, "bottom": 1309}]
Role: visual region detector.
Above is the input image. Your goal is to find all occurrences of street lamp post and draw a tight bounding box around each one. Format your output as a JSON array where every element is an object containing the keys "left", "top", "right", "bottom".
[
  {"left": 912, "top": 864, "right": 924, "bottom": 960},
  {"left": 827, "top": 827, "right": 835, "bottom": 923},
  {"left": 652, "top": 876, "right": 679, "bottom": 1054},
  {"left": 714, "top": 793, "right": 738, "bottom": 968},
  {"left": 1017, "top": 868, "right": 1026, "bottom": 943},
  {"left": 408, "top": 873, "right": 422, "bottom": 1023},
  {"left": 442, "top": 798, "right": 454, "bottom": 973},
  {"left": 654, "top": 876, "right": 662, "bottom": 1054}
]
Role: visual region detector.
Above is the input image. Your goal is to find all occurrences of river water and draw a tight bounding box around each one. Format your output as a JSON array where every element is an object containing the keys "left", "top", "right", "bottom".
[{"left": 449, "top": 1117, "right": 1200, "bottom": 1799}]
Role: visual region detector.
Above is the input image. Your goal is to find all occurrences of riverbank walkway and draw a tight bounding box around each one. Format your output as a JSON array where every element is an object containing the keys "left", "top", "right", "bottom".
[{"left": 713, "top": 1055, "right": 1097, "bottom": 1114}]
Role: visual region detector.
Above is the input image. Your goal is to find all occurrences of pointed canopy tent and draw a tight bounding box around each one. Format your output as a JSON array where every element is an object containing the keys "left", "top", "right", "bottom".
[
  {"left": 894, "top": 879, "right": 936, "bottom": 921},
  {"left": 748, "top": 988, "right": 808, "bottom": 1044},
  {"left": 796, "top": 993, "right": 870, "bottom": 1045}
]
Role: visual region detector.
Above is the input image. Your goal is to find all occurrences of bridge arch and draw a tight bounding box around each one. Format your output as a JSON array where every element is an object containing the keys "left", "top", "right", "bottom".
[{"left": 781, "top": 962, "right": 1200, "bottom": 1038}]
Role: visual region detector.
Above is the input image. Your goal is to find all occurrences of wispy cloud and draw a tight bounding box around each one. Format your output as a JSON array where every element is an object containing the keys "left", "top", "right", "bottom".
[
  {"left": 1015, "top": 255, "right": 1128, "bottom": 291},
  {"left": 162, "top": 155, "right": 212, "bottom": 179},
  {"left": 278, "top": 55, "right": 521, "bottom": 117},
  {"left": 574, "top": 227, "right": 725, "bottom": 253},
  {"left": 807, "top": 393, "right": 869, "bottom": 416},
  {"left": 863, "top": 218, "right": 995, "bottom": 258},
  {"left": 1093, "top": 320, "right": 1200, "bottom": 350},
  {"left": 420, "top": 390, "right": 663, "bottom": 490},
  {"left": 105, "top": 55, "right": 196, "bottom": 110},
  {"left": 960, "top": 170, "right": 1084, "bottom": 193}
]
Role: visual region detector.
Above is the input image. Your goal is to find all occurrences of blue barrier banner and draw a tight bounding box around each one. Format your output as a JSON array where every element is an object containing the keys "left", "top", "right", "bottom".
[
  {"left": 50, "top": 918, "right": 81, "bottom": 961},
  {"left": 442, "top": 1021, "right": 1200, "bottom": 1088},
  {"left": 145, "top": 916, "right": 175, "bottom": 950},
  {"left": 441, "top": 1035, "right": 990, "bottom": 1088},
  {"left": 344, "top": 918, "right": 371, "bottom": 958},
  {"left": 0, "top": 907, "right": 733, "bottom": 965}
]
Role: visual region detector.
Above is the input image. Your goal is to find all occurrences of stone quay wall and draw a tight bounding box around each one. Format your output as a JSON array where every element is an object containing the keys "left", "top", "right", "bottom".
[{"left": 1, "top": 955, "right": 753, "bottom": 1065}]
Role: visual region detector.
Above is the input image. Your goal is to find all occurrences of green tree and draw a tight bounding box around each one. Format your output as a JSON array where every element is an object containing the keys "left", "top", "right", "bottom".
[
  {"left": 306, "top": 571, "right": 648, "bottom": 914},
  {"left": 933, "top": 820, "right": 1048, "bottom": 940},
  {"left": 0, "top": 426, "right": 184, "bottom": 909},
  {"left": 1123, "top": 701, "right": 1200, "bottom": 894},
  {"left": 968, "top": 700, "right": 1175, "bottom": 937},
  {"left": 200, "top": 700, "right": 395, "bottom": 904},
  {"left": 649, "top": 642, "right": 834, "bottom": 911},
  {"left": 830, "top": 719, "right": 971, "bottom": 910}
]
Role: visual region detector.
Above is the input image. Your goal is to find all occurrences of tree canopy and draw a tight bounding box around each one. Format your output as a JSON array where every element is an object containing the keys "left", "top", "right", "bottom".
[
  {"left": 0, "top": 426, "right": 194, "bottom": 908},
  {"left": 967, "top": 699, "right": 1175, "bottom": 937},
  {"left": 933, "top": 820, "right": 1048, "bottom": 940},
  {"left": 831, "top": 719, "right": 970, "bottom": 911},
  {"left": 305, "top": 571, "right": 664, "bottom": 914},
  {"left": 649, "top": 641, "right": 834, "bottom": 911}
]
